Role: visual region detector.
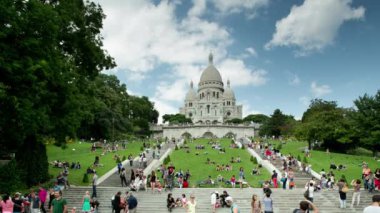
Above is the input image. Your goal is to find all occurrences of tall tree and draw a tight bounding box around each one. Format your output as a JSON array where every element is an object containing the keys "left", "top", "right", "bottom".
[
  {"left": 352, "top": 90, "right": 380, "bottom": 156},
  {"left": 243, "top": 114, "right": 269, "bottom": 124},
  {"left": 0, "top": 0, "right": 114, "bottom": 187}
]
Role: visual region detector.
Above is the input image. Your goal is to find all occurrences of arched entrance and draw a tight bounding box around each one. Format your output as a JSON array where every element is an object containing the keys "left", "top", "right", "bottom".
[
  {"left": 224, "top": 132, "right": 236, "bottom": 139},
  {"left": 181, "top": 132, "right": 192, "bottom": 139},
  {"left": 202, "top": 131, "right": 214, "bottom": 138}
]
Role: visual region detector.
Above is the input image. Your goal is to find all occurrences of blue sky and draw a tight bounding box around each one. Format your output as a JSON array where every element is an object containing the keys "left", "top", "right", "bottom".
[{"left": 96, "top": 0, "right": 380, "bottom": 122}]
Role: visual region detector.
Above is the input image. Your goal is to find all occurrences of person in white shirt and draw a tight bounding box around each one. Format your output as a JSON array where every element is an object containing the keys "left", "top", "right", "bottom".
[
  {"left": 210, "top": 191, "right": 218, "bottom": 213},
  {"left": 305, "top": 182, "right": 315, "bottom": 203},
  {"left": 363, "top": 195, "right": 380, "bottom": 213}
]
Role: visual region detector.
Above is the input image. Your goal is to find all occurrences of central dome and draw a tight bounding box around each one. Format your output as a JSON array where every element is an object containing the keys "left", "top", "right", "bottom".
[{"left": 198, "top": 53, "right": 224, "bottom": 91}]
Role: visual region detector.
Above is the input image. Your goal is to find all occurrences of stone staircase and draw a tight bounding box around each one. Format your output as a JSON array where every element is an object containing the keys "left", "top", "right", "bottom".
[
  {"left": 99, "top": 142, "right": 174, "bottom": 187},
  {"left": 253, "top": 147, "right": 312, "bottom": 188},
  {"left": 62, "top": 187, "right": 377, "bottom": 212}
]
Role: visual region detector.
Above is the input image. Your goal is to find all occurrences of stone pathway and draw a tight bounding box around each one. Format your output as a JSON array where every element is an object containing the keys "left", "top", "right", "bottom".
[
  {"left": 62, "top": 187, "right": 377, "bottom": 212},
  {"left": 99, "top": 142, "right": 175, "bottom": 187}
]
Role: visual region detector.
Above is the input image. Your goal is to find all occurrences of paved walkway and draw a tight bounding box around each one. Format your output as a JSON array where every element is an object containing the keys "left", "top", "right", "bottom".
[{"left": 99, "top": 142, "right": 175, "bottom": 187}]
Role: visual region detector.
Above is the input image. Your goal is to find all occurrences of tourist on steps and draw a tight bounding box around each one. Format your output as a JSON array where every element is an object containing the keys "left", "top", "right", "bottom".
[
  {"left": 363, "top": 194, "right": 380, "bottom": 213},
  {"left": 351, "top": 179, "right": 361, "bottom": 208},
  {"left": 185, "top": 194, "right": 196, "bottom": 213},
  {"left": 251, "top": 194, "right": 262, "bottom": 213},
  {"left": 81, "top": 191, "right": 91, "bottom": 213},
  {"left": 337, "top": 178, "right": 348, "bottom": 208},
  {"left": 120, "top": 168, "right": 128, "bottom": 187},
  {"left": 226, "top": 196, "right": 240, "bottom": 213},
  {"left": 50, "top": 191, "right": 68, "bottom": 213},
  {"left": 293, "top": 200, "right": 319, "bottom": 213},
  {"left": 263, "top": 192, "right": 273, "bottom": 213}
]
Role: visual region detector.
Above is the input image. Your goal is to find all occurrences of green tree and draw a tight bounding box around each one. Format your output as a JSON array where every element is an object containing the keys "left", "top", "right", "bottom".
[
  {"left": 243, "top": 114, "right": 269, "bottom": 124},
  {"left": 296, "top": 99, "right": 356, "bottom": 151},
  {"left": 260, "top": 109, "right": 296, "bottom": 138},
  {"left": 162, "top": 114, "right": 192, "bottom": 124},
  {"left": 225, "top": 118, "right": 244, "bottom": 124},
  {"left": 352, "top": 91, "right": 380, "bottom": 156},
  {"left": 0, "top": 0, "right": 114, "bottom": 187}
]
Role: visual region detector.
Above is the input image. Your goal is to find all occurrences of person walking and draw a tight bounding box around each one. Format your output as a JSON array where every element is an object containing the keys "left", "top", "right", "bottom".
[
  {"left": 211, "top": 191, "right": 218, "bottom": 213},
  {"left": 293, "top": 200, "right": 319, "bottom": 213},
  {"left": 251, "top": 194, "right": 261, "bottom": 213},
  {"left": 0, "top": 194, "right": 14, "bottom": 213},
  {"left": 351, "top": 179, "right": 361, "bottom": 208},
  {"left": 280, "top": 173, "right": 287, "bottom": 190},
  {"left": 271, "top": 170, "right": 278, "bottom": 188},
  {"left": 262, "top": 193, "right": 273, "bottom": 213},
  {"left": 92, "top": 171, "right": 98, "bottom": 198},
  {"left": 120, "top": 168, "right": 128, "bottom": 187},
  {"left": 150, "top": 171, "right": 156, "bottom": 193},
  {"left": 126, "top": 191, "right": 138, "bottom": 213},
  {"left": 337, "top": 179, "right": 348, "bottom": 208},
  {"left": 226, "top": 196, "right": 240, "bottom": 213},
  {"left": 30, "top": 191, "right": 41, "bottom": 213},
  {"left": 38, "top": 186, "right": 47, "bottom": 213},
  {"left": 113, "top": 191, "right": 122, "bottom": 213},
  {"left": 50, "top": 191, "right": 67, "bottom": 213},
  {"left": 304, "top": 182, "right": 314, "bottom": 203},
  {"left": 81, "top": 191, "right": 91, "bottom": 213},
  {"left": 185, "top": 194, "right": 196, "bottom": 213}
]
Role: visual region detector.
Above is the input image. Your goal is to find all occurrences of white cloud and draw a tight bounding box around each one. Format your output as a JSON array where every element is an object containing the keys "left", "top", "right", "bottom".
[
  {"left": 219, "top": 58, "right": 268, "bottom": 87},
  {"left": 188, "top": 0, "right": 207, "bottom": 18},
  {"left": 151, "top": 98, "right": 179, "bottom": 124},
  {"left": 289, "top": 73, "right": 300, "bottom": 85},
  {"left": 240, "top": 100, "right": 262, "bottom": 117},
  {"left": 211, "top": 0, "right": 269, "bottom": 19},
  {"left": 299, "top": 96, "right": 310, "bottom": 106},
  {"left": 311, "top": 81, "right": 332, "bottom": 97},
  {"left": 96, "top": 0, "right": 269, "bottom": 120},
  {"left": 265, "top": 0, "right": 365, "bottom": 55}
]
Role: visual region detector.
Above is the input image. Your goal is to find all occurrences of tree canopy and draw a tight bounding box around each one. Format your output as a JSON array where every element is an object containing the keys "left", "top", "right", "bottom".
[
  {"left": 162, "top": 114, "right": 192, "bottom": 124},
  {"left": 0, "top": 0, "right": 158, "bottom": 189}
]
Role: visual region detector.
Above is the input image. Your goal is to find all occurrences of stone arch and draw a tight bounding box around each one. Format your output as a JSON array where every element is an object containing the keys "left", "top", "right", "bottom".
[
  {"left": 202, "top": 131, "right": 214, "bottom": 138},
  {"left": 224, "top": 132, "right": 236, "bottom": 139},
  {"left": 212, "top": 120, "right": 218, "bottom": 124},
  {"left": 181, "top": 132, "right": 192, "bottom": 139}
]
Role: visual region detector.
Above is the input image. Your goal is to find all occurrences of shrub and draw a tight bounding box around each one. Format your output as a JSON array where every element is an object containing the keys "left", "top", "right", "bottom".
[
  {"left": 252, "top": 157, "right": 258, "bottom": 164},
  {"left": 297, "top": 155, "right": 301, "bottom": 162},
  {"left": 303, "top": 156, "right": 308, "bottom": 164},
  {"left": 241, "top": 145, "right": 245, "bottom": 150},
  {"left": 277, "top": 143, "right": 282, "bottom": 150},
  {"left": 250, "top": 156, "right": 254, "bottom": 162},
  {"left": 82, "top": 173, "right": 89, "bottom": 183},
  {"left": 0, "top": 160, "right": 25, "bottom": 194},
  {"left": 175, "top": 145, "right": 179, "bottom": 150},
  {"left": 122, "top": 155, "right": 126, "bottom": 161},
  {"left": 184, "top": 140, "right": 187, "bottom": 145},
  {"left": 140, "top": 146, "right": 144, "bottom": 151}
]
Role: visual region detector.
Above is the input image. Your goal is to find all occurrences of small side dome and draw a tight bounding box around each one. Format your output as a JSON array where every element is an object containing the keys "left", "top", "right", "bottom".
[
  {"left": 223, "top": 80, "right": 235, "bottom": 99},
  {"left": 185, "top": 81, "right": 197, "bottom": 100}
]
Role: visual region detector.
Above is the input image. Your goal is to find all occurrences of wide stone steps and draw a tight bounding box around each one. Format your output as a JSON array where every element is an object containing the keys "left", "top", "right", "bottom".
[{"left": 62, "top": 187, "right": 377, "bottom": 212}]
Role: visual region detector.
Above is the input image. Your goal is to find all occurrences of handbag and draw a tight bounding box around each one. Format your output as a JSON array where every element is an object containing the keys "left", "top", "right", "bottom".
[{"left": 342, "top": 186, "right": 349, "bottom": 193}]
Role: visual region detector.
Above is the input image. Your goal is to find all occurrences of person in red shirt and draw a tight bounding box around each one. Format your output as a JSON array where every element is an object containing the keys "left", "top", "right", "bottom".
[{"left": 230, "top": 175, "right": 236, "bottom": 188}]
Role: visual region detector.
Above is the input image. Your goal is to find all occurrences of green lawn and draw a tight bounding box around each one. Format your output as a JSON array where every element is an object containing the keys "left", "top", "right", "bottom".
[
  {"left": 268, "top": 140, "right": 380, "bottom": 184},
  {"left": 47, "top": 141, "right": 153, "bottom": 186},
  {"left": 166, "top": 138, "right": 271, "bottom": 188}
]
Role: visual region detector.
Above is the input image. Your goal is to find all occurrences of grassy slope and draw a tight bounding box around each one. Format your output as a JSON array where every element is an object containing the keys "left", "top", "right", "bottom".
[
  {"left": 269, "top": 140, "right": 379, "bottom": 183},
  {"left": 168, "top": 138, "right": 271, "bottom": 188},
  {"left": 47, "top": 141, "right": 149, "bottom": 186}
]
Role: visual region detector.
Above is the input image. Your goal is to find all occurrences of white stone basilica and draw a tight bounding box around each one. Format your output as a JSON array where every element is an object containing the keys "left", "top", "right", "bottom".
[{"left": 179, "top": 53, "right": 242, "bottom": 124}]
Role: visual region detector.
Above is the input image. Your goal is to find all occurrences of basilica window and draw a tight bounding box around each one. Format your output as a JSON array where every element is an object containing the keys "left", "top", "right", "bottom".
[
  {"left": 213, "top": 91, "right": 215, "bottom": 97},
  {"left": 217, "top": 92, "right": 219, "bottom": 98},
  {"left": 189, "top": 102, "right": 193, "bottom": 107},
  {"left": 207, "top": 105, "right": 210, "bottom": 114}
]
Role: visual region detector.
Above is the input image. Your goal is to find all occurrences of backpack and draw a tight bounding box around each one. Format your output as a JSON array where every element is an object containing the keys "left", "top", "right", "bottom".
[{"left": 304, "top": 186, "right": 310, "bottom": 198}]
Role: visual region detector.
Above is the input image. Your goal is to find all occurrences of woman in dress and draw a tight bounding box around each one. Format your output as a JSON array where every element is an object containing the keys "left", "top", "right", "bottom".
[
  {"left": 185, "top": 194, "right": 197, "bottom": 213},
  {"left": 251, "top": 194, "right": 261, "bottom": 213},
  {"left": 82, "top": 191, "right": 91, "bottom": 213}
]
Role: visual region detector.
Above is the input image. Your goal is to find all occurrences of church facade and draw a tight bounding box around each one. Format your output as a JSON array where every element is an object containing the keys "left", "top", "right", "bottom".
[
  {"left": 150, "top": 54, "right": 257, "bottom": 140},
  {"left": 179, "top": 53, "right": 242, "bottom": 124}
]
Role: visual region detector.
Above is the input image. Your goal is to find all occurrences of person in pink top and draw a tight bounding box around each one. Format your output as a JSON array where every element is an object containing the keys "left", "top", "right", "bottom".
[
  {"left": 39, "top": 186, "right": 47, "bottom": 213},
  {"left": 0, "top": 194, "right": 14, "bottom": 213}
]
